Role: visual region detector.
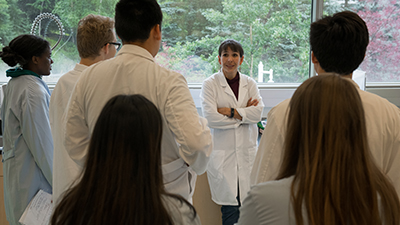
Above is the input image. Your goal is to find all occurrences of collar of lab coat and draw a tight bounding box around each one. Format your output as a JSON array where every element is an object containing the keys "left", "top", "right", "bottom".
[
  {"left": 318, "top": 72, "right": 361, "bottom": 90},
  {"left": 345, "top": 77, "right": 361, "bottom": 90},
  {"left": 215, "top": 70, "right": 249, "bottom": 104},
  {"left": 74, "top": 63, "right": 89, "bottom": 73},
  {"left": 116, "top": 44, "right": 154, "bottom": 63},
  {"left": 215, "top": 70, "right": 249, "bottom": 87}
]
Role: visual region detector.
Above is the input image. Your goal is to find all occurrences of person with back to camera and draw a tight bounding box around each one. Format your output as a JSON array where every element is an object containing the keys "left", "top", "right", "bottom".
[
  {"left": 50, "top": 14, "right": 117, "bottom": 205},
  {"left": 250, "top": 11, "right": 400, "bottom": 196},
  {"left": 200, "top": 39, "right": 264, "bottom": 225},
  {"left": 237, "top": 74, "right": 400, "bottom": 225},
  {"left": 0, "top": 34, "right": 53, "bottom": 225},
  {"left": 51, "top": 94, "right": 201, "bottom": 225},
  {"left": 63, "top": 0, "right": 212, "bottom": 202}
]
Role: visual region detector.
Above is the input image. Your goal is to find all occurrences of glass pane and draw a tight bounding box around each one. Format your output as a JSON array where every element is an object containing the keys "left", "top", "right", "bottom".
[
  {"left": 0, "top": 0, "right": 312, "bottom": 84},
  {"left": 0, "top": 0, "right": 118, "bottom": 84},
  {"left": 323, "top": 0, "right": 400, "bottom": 82},
  {"left": 156, "top": 0, "right": 312, "bottom": 83}
]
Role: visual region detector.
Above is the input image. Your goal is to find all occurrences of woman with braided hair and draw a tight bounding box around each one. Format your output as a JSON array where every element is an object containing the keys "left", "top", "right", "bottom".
[{"left": 0, "top": 34, "right": 53, "bottom": 225}]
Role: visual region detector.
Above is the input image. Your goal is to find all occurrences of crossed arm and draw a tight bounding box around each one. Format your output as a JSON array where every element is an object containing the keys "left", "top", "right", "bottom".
[{"left": 217, "top": 98, "right": 259, "bottom": 120}]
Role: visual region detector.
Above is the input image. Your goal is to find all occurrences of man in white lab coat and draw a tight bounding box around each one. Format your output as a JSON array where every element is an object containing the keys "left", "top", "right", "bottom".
[
  {"left": 63, "top": 0, "right": 212, "bottom": 201},
  {"left": 250, "top": 11, "right": 400, "bottom": 197},
  {"left": 50, "top": 14, "right": 117, "bottom": 205}
]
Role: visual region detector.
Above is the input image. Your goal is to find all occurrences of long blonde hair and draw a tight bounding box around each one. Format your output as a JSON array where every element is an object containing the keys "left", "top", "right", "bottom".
[{"left": 277, "top": 74, "right": 400, "bottom": 225}]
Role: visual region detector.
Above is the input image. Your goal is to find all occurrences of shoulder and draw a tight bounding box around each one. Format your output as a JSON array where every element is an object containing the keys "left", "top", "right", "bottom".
[
  {"left": 53, "top": 71, "right": 81, "bottom": 93},
  {"left": 21, "top": 76, "right": 49, "bottom": 97},
  {"left": 202, "top": 72, "right": 221, "bottom": 86},
  {"left": 240, "top": 73, "right": 257, "bottom": 82},
  {"left": 58, "top": 67, "right": 83, "bottom": 84},
  {"left": 9, "top": 77, "right": 50, "bottom": 108},
  {"left": 358, "top": 89, "right": 399, "bottom": 113},
  {"left": 250, "top": 176, "right": 293, "bottom": 201},
  {"left": 269, "top": 98, "right": 291, "bottom": 118},
  {"left": 162, "top": 195, "right": 200, "bottom": 225},
  {"left": 357, "top": 89, "right": 400, "bottom": 133},
  {"left": 239, "top": 177, "right": 294, "bottom": 225}
]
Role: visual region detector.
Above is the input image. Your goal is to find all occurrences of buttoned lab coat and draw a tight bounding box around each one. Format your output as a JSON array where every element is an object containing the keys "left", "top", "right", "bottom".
[
  {"left": 64, "top": 45, "right": 212, "bottom": 201},
  {"left": 1, "top": 75, "right": 53, "bottom": 225},
  {"left": 200, "top": 71, "right": 264, "bottom": 205}
]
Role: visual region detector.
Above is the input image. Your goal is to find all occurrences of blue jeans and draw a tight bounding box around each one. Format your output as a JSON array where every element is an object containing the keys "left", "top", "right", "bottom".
[{"left": 221, "top": 194, "right": 241, "bottom": 225}]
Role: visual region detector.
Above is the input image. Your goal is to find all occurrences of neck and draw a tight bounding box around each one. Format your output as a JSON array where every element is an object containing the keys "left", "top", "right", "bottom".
[
  {"left": 123, "top": 41, "right": 157, "bottom": 57},
  {"left": 223, "top": 71, "right": 238, "bottom": 80},
  {"left": 80, "top": 57, "right": 105, "bottom": 67},
  {"left": 341, "top": 73, "right": 353, "bottom": 79},
  {"left": 316, "top": 67, "right": 353, "bottom": 79}
]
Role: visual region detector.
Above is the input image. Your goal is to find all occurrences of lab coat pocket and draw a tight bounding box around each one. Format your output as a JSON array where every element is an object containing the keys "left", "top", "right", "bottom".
[
  {"left": 2, "top": 148, "right": 15, "bottom": 162},
  {"left": 207, "top": 150, "right": 225, "bottom": 180}
]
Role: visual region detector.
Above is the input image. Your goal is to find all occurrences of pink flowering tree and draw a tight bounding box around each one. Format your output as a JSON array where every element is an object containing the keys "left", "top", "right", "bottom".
[{"left": 357, "top": 0, "right": 400, "bottom": 82}]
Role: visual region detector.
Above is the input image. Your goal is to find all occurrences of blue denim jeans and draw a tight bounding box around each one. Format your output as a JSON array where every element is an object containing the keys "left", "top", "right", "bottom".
[{"left": 220, "top": 194, "right": 241, "bottom": 225}]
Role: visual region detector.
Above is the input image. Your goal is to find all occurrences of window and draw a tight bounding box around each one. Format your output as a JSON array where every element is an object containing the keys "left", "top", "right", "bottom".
[
  {"left": 156, "top": 0, "right": 311, "bottom": 83},
  {"left": 0, "top": 0, "right": 399, "bottom": 86},
  {"left": 0, "top": 0, "right": 117, "bottom": 84}
]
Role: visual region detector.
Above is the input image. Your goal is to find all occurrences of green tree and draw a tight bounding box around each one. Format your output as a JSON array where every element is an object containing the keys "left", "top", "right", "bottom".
[
  {"left": 158, "top": 0, "right": 311, "bottom": 83},
  {"left": 159, "top": 0, "right": 223, "bottom": 46}
]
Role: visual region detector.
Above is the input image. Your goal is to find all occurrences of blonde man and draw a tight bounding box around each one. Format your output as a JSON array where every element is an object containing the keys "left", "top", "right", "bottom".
[{"left": 50, "top": 14, "right": 118, "bottom": 205}]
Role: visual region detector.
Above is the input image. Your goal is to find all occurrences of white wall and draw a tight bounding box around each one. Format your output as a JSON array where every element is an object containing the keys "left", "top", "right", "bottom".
[{"left": 190, "top": 85, "right": 400, "bottom": 118}]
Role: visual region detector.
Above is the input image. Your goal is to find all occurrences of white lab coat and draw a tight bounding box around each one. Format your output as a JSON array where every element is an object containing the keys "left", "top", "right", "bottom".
[
  {"left": 1, "top": 75, "right": 53, "bottom": 225},
  {"left": 200, "top": 71, "right": 264, "bottom": 205},
  {"left": 64, "top": 45, "right": 212, "bottom": 201},
  {"left": 49, "top": 63, "right": 87, "bottom": 204}
]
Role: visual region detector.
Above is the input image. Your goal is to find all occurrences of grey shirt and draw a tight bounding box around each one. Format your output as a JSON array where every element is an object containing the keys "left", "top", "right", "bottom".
[{"left": 237, "top": 176, "right": 306, "bottom": 225}]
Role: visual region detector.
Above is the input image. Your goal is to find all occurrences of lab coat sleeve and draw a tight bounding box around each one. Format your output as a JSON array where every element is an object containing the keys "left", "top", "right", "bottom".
[
  {"left": 250, "top": 100, "right": 289, "bottom": 185},
  {"left": 63, "top": 79, "right": 90, "bottom": 168},
  {"left": 164, "top": 75, "right": 213, "bottom": 175},
  {"left": 21, "top": 88, "right": 53, "bottom": 186},
  {"left": 200, "top": 78, "right": 240, "bottom": 129},
  {"left": 236, "top": 78, "right": 264, "bottom": 124}
]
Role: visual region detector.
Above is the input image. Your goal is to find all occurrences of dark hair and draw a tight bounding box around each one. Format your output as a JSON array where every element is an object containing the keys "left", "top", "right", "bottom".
[
  {"left": 51, "top": 95, "right": 196, "bottom": 225},
  {"left": 277, "top": 74, "right": 400, "bottom": 225},
  {"left": 115, "top": 0, "right": 163, "bottom": 43},
  {"left": 0, "top": 34, "right": 50, "bottom": 67},
  {"left": 310, "top": 11, "right": 369, "bottom": 75},
  {"left": 218, "top": 39, "right": 244, "bottom": 57}
]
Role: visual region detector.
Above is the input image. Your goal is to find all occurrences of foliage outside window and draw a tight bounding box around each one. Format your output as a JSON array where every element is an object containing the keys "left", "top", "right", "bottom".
[
  {"left": 156, "top": 0, "right": 311, "bottom": 83},
  {"left": 0, "top": 0, "right": 398, "bottom": 84}
]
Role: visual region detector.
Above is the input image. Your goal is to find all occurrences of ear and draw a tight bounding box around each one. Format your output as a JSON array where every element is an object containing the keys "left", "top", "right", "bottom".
[
  {"left": 101, "top": 43, "right": 110, "bottom": 56},
  {"left": 31, "top": 55, "right": 39, "bottom": 65},
  {"left": 311, "top": 51, "right": 319, "bottom": 64},
  {"left": 239, "top": 56, "right": 244, "bottom": 65},
  {"left": 153, "top": 24, "right": 162, "bottom": 41},
  {"left": 218, "top": 55, "right": 222, "bottom": 65}
]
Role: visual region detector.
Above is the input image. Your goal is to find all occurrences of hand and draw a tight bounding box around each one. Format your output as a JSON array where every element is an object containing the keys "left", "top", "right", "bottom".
[
  {"left": 217, "top": 107, "right": 230, "bottom": 116},
  {"left": 246, "top": 97, "right": 259, "bottom": 107}
]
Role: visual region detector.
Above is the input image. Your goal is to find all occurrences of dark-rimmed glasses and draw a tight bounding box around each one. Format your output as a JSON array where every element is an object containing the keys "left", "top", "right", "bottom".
[{"left": 106, "top": 42, "right": 122, "bottom": 51}]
